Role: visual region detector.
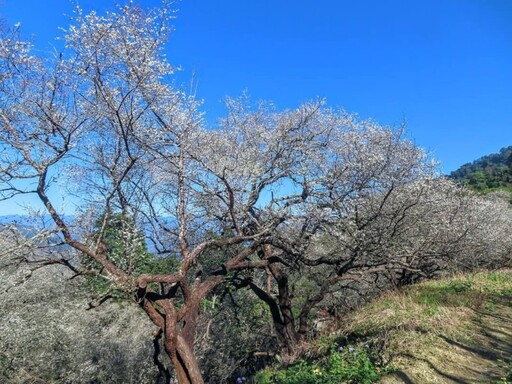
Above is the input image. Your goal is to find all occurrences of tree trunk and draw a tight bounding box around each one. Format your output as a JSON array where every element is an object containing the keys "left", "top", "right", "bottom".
[
  {"left": 276, "top": 286, "right": 299, "bottom": 353},
  {"left": 140, "top": 296, "right": 204, "bottom": 384},
  {"left": 162, "top": 327, "right": 203, "bottom": 384},
  {"left": 268, "top": 264, "right": 299, "bottom": 354}
]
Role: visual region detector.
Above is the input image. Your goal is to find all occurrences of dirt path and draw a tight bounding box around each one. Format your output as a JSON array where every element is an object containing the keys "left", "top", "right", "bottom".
[{"left": 381, "top": 295, "right": 512, "bottom": 384}]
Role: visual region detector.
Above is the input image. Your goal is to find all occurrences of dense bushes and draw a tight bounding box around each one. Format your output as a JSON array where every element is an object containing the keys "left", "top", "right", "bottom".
[{"left": 0, "top": 262, "right": 161, "bottom": 384}]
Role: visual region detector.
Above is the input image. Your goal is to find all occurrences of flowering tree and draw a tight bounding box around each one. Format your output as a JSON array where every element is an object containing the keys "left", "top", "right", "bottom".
[{"left": 1, "top": 3, "right": 511, "bottom": 383}]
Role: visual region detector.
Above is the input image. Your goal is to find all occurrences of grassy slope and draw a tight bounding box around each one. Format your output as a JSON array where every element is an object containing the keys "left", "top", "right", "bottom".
[
  {"left": 259, "top": 270, "right": 512, "bottom": 383},
  {"left": 346, "top": 271, "right": 512, "bottom": 383}
]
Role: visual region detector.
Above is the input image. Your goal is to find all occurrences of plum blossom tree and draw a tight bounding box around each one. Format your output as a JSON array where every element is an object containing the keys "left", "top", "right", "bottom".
[{"left": 1, "top": 2, "right": 511, "bottom": 383}]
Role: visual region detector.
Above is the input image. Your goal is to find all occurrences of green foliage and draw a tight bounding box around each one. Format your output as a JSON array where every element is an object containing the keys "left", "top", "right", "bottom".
[
  {"left": 137, "top": 254, "right": 181, "bottom": 276},
  {"left": 449, "top": 146, "right": 512, "bottom": 192},
  {"left": 82, "top": 213, "right": 180, "bottom": 296},
  {"left": 0, "top": 353, "right": 14, "bottom": 381},
  {"left": 255, "top": 344, "right": 379, "bottom": 384},
  {"left": 497, "top": 359, "right": 512, "bottom": 384},
  {"left": 96, "top": 213, "right": 152, "bottom": 274},
  {"left": 199, "top": 285, "right": 275, "bottom": 383}
]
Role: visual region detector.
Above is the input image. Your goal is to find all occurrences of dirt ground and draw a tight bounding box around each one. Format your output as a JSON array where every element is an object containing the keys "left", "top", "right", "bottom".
[{"left": 380, "top": 296, "right": 512, "bottom": 384}]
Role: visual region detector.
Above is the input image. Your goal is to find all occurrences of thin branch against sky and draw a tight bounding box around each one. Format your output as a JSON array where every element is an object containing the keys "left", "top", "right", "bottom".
[{"left": 0, "top": 0, "right": 510, "bottom": 218}]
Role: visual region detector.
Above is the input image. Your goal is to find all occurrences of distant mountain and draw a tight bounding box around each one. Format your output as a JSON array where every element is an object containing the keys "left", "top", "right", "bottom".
[
  {"left": 0, "top": 214, "right": 162, "bottom": 254},
  {"left": 0, "top": 215, "right": 52, "bottom": 238},
  {"left": 449, "top": 146, "right": 512, "bottom": 192},
  {"left": 0, "top": 215, "right": 34, "bottom": 226}
]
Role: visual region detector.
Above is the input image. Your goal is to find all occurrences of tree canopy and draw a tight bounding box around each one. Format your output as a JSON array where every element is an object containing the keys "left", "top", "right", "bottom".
[
  {"left": 449, "top": 146, "right": 512, "bottom": 192},
  {"left": 1, "top": 3, "right": 511, "bottom": 383}
]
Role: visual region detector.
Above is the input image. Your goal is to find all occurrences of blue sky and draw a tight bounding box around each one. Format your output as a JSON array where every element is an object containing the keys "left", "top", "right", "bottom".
[{"left": 0, "top": 0, "right": 511, "bottom": 214}]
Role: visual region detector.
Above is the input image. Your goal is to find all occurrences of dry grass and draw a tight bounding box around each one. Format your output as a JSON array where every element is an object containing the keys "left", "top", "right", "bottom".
[{"left": 332, "top": 270, "right": 512, "bottom": 383}]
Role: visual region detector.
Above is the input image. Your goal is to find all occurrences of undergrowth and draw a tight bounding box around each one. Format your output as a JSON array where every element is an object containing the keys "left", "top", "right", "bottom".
[
  {"left": 255, "top": 270, "right": 512, "bottom": 383},
  {"left": 255, "top": 344, "right": 379, "bottom": 384}
]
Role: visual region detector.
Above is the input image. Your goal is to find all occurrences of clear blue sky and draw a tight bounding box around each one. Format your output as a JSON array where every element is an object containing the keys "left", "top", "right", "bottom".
[{"left": 1, "top": 0, "right": 511, "bottom": 174}]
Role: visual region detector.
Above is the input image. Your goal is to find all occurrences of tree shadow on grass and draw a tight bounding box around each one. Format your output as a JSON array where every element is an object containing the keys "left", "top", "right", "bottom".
[
  {"left": 396, "top": 353, "right": 471, "bottom": 384},
  {"left": 439, "top": 315, "right": 512, "bottom": 362},
  {"left": 385, "top": 369, "right": 415, "bottom": 384},
  {"left": 439, "top": 334, "right": 503, "bottom": 362}
]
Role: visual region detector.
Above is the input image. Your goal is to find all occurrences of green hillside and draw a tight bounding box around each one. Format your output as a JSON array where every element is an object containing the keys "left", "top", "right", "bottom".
[{"left": 449, "top": 146, "right": 512, "bottom": 192}]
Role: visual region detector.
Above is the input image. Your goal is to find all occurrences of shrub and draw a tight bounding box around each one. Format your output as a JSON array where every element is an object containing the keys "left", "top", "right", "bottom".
[{"left": 255, "top": 344, "right": 379, "bottom": 384}]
